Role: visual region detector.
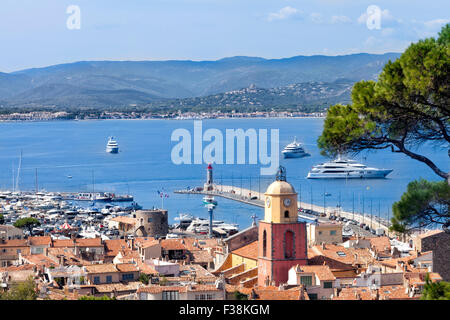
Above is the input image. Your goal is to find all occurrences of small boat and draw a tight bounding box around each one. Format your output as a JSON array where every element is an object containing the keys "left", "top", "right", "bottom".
[
  {"left": 203, "top": 196, "right": 217, "bottom": 206},
  {"left": 67, "top": 175, "right": 72, "bottom": 179},
  {"left": 106, "top": 137, "right": 119, "bottom": 153}
]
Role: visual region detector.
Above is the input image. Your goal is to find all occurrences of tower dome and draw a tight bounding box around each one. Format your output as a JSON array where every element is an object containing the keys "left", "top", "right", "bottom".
[{"left": 266, "top": 180, "right": 296, "bottom": 195}]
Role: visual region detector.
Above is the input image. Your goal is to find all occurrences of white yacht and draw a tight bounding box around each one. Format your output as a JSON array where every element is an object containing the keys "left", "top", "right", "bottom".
[
  {"left": 106, "top": 137, "right": 119, "bottom": 153},
  {"left": 282, "top": 137, "right": 310, "bottom": 158},
  {"left": 307, "top": 157, "right": 393, "bottom": 179}
]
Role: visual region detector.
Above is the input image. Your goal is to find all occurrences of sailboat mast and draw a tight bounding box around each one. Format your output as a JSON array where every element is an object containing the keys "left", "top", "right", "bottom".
[
  {"left": 16, "top": 150, "right": 22, "bottom": 192},
  {"left": 12, "top": 162, "right": 15, "bottom": 192},
  {"left": 35, "top": 168, "right": 38, "bottom": 193}
]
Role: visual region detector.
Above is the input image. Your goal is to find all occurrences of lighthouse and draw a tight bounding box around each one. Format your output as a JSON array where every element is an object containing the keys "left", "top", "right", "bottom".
[{"left": 204, "top": 163, "right": 214, "bottom": 191}]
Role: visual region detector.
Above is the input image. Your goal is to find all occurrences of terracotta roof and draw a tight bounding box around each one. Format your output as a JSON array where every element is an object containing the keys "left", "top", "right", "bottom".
[
  {"left": 29, "top": 236, "right": 52, "bottom": 246},
  {"left": 137, "top": 261, "right": 158, "bottom": 275},
  {"left": 160, "top": 239, "right": 187, "bottom": 251},
  {"left": 334, "top": 285, "right": 415, "bottom": 300},
  {"left": 0, "top": 264, "right": 36, "bottom": 272},
  {"left": 190, "top": 250, "right": 214, "bottom": 263},
  {"left": 0, "top": 239, "right": 28, "bottom": 247},
  {"left": 115, "top": 263, "right": 139, "bottom": 273},
  {"left": 52, "top": 239, "right": 75, "bottom": 248},
  {"left": 231, "top": 241, "right": 258, "bottom": 260},
  {"left": 110, "top": 216, "right": 137, "bottom": 225},
  {"left": 75, "top": 237, "right": 102, "bottom": 247},
  {"left": 369, "top": 237, "right": 391, "bottom": 253},
  {"left": 182, "top": 238, "right": 221, "bottom": 251},
  {"left": 137, "top": 284, "right": 219, "bottom": 294},
  {"left": 22, "top": 254, "right": 58, "bottom": 268},
  {"left": 104, "top": 239, "right": 128, "bottom": 256},
  {"left": 250, "top": 286, "right": 308, "bottom": 300},
  {"left": 85, "top": 264, "right": 118, "bottom": 274},
  {"left": 312, "top": 244, "right": 374, "bottom": 266},
  {"left": 307, "top": 255, "right": 355, "bottom": 271},
  {"left": 94, "top": 281, "right": 141, "bottom": 293},
  {"left": 296, "top": 265, "right": 336, "bottom": 281}
]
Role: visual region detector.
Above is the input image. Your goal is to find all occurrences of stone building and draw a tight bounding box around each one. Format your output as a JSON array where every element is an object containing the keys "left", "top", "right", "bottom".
[
  {"left": 133, "top": 209, "right": 169, "bottom": 238},
  {"left": 413, "top": 230, "right": 450, "bottom": 281}
]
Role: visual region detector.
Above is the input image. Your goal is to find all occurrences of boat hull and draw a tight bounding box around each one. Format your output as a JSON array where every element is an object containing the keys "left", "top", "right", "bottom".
[
  {"left": 106, "top": 147, "right": 119, "bottom": 153},
  {"left": 307, "top": 169, "right": 393, "bottom": 179},
  {"left": 282, "top": 151, "right": 310, "bottom": 158}
]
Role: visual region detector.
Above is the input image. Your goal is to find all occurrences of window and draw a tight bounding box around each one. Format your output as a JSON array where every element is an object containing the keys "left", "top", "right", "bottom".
[
  {"left": 323, "top": 281, "right": 333, "bottom": 289},
  {"left": 93, "top": 276, "right": 100, "bottom": 284},
  {"left": 106, "top": 276, "right": 112, "bottom": 284},
  {"left": 262, "top": 230, "right": 267, "bottom": 257},
  {"left": 330, "top": 230, "right": 337, "bottom": 235},
  {"left": 147, "top": 218, "right": 152, "bottom": 223},
  {"left": 16, "top": 249, "right": 21, "bottom": 254},
  {"left": 308, "top": 293, "right": 318, "bottom": 300},
  {"left": 336, "top": 251, "right": 346, "bottom": 257},
  {"left": 284, "top": 210, "right": 289, "bottom": 218},
  {"left": 162, "top": 291, "right": 179, "bottom": 300},
  {"left": 122, "top": 273, "right": 134, "bottom": 281},
  {"left": 207, "top": 294, "right": 214, "bottom": 300},
  {"left": 300, "top": 276, "right": 312, "bottom": 286},
  {"left": 195, "top": 294, "right": 206, "bottom": 300},
  {"left": 318, "top": 231, "right": 322, "bottom": 235}
]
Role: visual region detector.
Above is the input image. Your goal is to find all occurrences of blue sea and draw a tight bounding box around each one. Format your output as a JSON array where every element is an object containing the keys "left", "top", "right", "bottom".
[{"left": 0, "top": 118, "right": 447, "bottom": 230}]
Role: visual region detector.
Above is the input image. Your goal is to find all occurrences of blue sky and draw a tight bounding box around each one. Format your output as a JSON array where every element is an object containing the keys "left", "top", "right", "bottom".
[{"left": 0, "top": 0, "right": 448, "bottom": 72}]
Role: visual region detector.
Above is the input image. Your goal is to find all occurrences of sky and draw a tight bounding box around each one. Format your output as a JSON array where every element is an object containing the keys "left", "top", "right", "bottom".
[{"left": 0, "top": 0, "right": 449, "bottom": 72}]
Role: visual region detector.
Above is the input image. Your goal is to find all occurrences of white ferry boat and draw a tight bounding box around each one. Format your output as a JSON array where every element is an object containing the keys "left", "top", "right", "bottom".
[
  {"left": 106, "top": 137, "right": 119, "bottom": 153},
  {"left": 282, "top": 137, "right": 310, "bottom": 158},
  {"left": 307, "top": 156, "right": 393, "bottom": 179}
]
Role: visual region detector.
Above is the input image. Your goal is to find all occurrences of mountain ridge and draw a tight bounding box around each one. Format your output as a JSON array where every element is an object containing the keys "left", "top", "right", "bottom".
[{"left": 0, "top": 52, "right": 401, "bottom": 109}]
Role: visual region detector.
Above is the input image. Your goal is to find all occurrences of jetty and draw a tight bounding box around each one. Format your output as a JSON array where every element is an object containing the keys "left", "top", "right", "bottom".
[{"left": 175, "top": 184, "right": 391, "bottom": 233}]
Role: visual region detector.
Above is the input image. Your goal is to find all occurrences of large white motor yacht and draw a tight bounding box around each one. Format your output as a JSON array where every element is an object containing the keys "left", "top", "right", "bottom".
[
  {"left": 307, "top": 156, "right": 393, "bottom": 179},
  {"left": 282, "top": 137, "right": 310, "bottom": 158},
  {"left": 106, "top": 137, "right": 119, "bottom": 153}
]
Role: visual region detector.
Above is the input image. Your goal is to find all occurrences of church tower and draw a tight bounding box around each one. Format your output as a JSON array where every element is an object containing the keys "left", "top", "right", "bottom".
[{"left": 258, "top": 166, "right": 308, "bottom": 287}]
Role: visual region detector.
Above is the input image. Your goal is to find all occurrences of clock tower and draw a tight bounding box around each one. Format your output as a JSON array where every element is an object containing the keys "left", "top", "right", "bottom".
[{"left": 258, "top": 166, "right": 308, "bottom": 287}]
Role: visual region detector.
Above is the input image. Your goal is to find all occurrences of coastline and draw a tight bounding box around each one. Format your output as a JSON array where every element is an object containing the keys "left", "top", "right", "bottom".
[{"left": 0, "top": 115, "right": 326, "bottom": 123}]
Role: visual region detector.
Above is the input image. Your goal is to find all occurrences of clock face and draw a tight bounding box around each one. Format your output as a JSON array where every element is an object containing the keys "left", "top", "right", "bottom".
[
  {"left": 266, "top": 197, "right": 271, "bottom": 208},
  {"left": 283, "top": 198, "right": 291, "bottom": 207}
]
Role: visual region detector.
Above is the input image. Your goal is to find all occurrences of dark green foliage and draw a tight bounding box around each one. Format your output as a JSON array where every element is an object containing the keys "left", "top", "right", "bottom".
[
  {"left": 0, "top": 214, "right": 4, "bottom": 225},
  {"left": 139, "top": 273, "right": 150, "bottom": 285},
  {"left": 390, "top": 179, "right": 450, "bottom": 233},
  {"left": 233, "top": 291, "right": 248, "bottom": 300},
  {"left": 78, "top": 295, "right": 116, "bottom": 300},
  {"left": 421, "top": 274, "right": 450, "bottom": 300},
  {"left": 13, "top": 217, "right": 40, "bottom": 233},
  {"left": 318, "top": 24, "right": 449, "bottom": 180},
  {"left": 0, "top": 276, "right": 37, "bottom": 300}
]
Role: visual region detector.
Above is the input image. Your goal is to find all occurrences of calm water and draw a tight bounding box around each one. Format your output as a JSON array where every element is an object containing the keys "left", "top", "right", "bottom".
[{"left": 0, "top": 119, "right": 447, "bottom": 229}]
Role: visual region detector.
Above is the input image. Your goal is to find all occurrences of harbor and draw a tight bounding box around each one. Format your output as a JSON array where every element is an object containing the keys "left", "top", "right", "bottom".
[{"left": 175, "top": 184, "right": 390, "bottom": 233}]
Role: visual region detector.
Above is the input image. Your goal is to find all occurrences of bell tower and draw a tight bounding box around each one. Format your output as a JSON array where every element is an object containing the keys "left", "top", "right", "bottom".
[{"left": 258, "top": 166, "right": 308, "bottom": 287}]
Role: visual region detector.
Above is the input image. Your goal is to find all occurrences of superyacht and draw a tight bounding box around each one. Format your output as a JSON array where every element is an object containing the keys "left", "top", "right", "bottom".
[
  {"left": 282, "top": 137, "right": 310, "bottom": 158},
  {"left": 307, "top": 156, "right": 393, "bottom": 179},
  {"left": 106, "top": 137, "right": 119, "bottom": 153}
]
